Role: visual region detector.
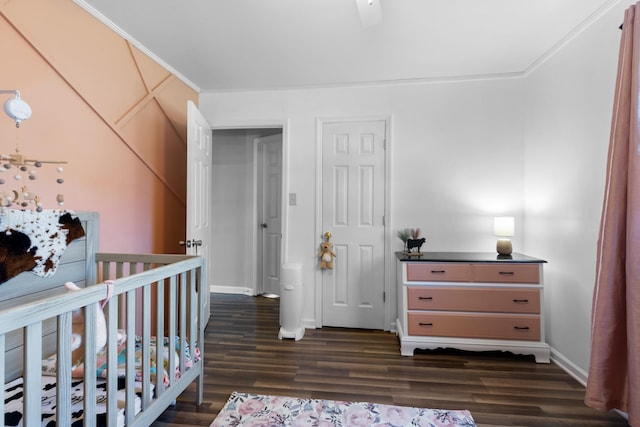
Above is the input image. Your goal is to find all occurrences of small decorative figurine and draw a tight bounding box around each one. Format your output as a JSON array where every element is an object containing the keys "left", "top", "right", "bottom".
[
  {"left": 399, "top": 227, "right": 426, "bottom": 256},
  {"left": 319, "top": 231, "right": 336, "bottom": 269}
]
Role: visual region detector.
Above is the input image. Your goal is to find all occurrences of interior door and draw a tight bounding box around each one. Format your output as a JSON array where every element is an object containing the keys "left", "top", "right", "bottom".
[
  {"left": 186, "top": 100, "right": 212, "bottom": 322},
  {"left": 257, "top": 134, "right": 283, "bottom": 296},
  {"left": 321, "top": 120, "right": 386, "bottom": 329}
]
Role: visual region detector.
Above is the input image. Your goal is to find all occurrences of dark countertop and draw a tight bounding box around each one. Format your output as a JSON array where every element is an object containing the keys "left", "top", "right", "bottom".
[{"left": 395, "top": 251, "right": 546, "bottom": 263}]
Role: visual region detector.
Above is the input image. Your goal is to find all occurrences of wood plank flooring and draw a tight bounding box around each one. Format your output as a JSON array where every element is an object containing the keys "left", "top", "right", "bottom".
[{"left": 152, "top": 293, "right": 630, "bottom": 427}]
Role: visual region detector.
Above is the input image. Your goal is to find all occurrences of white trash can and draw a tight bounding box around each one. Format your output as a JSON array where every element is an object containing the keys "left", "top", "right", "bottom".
[{"left": 278, "top": 263, "right": 305, "bottom": 340}]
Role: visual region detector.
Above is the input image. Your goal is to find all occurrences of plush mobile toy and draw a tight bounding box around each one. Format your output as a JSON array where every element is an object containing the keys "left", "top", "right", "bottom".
[{"left": 319, "top": 231, "right": 336, "bottom": 269}]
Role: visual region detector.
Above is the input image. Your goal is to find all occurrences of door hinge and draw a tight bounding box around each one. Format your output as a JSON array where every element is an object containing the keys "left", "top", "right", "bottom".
[
  {"left": 382, "top": 215, "right": 385, "bottom": 226},
  {"left": 383, "top": 291, "right": 386, "bottom": 302}
]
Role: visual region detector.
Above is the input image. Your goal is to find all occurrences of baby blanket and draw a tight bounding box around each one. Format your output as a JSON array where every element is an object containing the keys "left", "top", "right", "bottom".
[{"left": 0, "top": 209, "right": 85, "bottom": 284}]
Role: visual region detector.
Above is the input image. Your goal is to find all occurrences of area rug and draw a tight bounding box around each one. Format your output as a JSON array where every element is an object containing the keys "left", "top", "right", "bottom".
[{"left": 210, "top": 391, "right": 476, "bottom": 426}]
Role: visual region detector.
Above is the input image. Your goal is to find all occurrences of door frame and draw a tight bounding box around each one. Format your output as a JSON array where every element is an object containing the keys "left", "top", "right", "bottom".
[
  {"left": 314, "top": 116, "right": 393, "bottom": 330},
  {"left": 211, "top": 120, "right": 289, "bottom": 295}
]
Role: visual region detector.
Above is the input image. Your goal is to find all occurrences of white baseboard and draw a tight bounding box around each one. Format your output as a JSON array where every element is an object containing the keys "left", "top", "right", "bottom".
[
  {"left": 210, "top": 285, "right": 254, "bottom": 296},
  {"left": 549, "top": 346, "right": 588, "bottom": 386},
  {"left": 550, "top": 348, "right": 629, "bottom": 421}
]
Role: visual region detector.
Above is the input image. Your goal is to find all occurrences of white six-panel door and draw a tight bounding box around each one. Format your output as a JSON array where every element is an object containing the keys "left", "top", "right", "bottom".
[
  {"left": 257, "top": 134, "right": 283, "bottom": 296},
  {"left": 186, "top": 101, "right": 212, "bottom": 322},
  {"left": 321, "top": 120, "right": 386, "bottom": 329}
]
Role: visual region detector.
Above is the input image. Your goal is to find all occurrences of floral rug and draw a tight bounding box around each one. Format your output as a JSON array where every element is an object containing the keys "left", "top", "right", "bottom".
[{"left": 210, "top": 391, "right": 476, "bottom": 427}]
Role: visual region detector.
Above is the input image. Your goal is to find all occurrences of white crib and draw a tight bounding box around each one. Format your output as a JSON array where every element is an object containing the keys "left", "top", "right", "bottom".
[{"left": 0, "top": 212, "right": 207, "bottom": 426}]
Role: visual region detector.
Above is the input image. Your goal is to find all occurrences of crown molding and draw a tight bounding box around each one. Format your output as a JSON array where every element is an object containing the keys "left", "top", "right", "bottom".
[{"left": 73, "top": 0, "right": 201, "bottom": 93}]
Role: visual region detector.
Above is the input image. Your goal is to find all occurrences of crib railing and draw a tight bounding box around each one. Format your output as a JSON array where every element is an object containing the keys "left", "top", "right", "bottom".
[
  {"left": 0, "top": 253, "right": 206, "bottom": 427},
  {"left": 95, "top": 253, "right": 207, "bottom": 426}
]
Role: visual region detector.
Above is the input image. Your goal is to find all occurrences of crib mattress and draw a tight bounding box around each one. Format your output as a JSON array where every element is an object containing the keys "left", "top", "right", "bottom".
[{"left": 4, "top": 375, "right": 149, "bottom": 427}]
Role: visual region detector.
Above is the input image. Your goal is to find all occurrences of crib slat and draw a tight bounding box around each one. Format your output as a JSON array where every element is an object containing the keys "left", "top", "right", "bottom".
[
  {"left": 141, "top": 283, "right": 152, "bottom": 410},
  {"left": 128, "top": 262, "right": 138, "bottom": 278},
  {"left": 116, "top": 261, "right": 124, "bottom": 280},
  {"left": 168, "top": 274, "right": 177, "bottom": 389},
  {"left": 187, "top": 269, "right": 197, "bottom": 397},
  {"left": 189, "top": 270, "right": 197, "bottom": 363},
  {"left": 125, "top": 289, "right": 136, "bottom": 426},
  {"left": 23, "top": 323, "right": 42, "bottom": 427},
  {"left": 155, "top": 278, "right": 165, "bottom": 397},
  {"left": 106, "top": 292, "right": 119, "bottom": 427},
  {"left": 0, "top": 334, "right": 5, "bottom": 426},
  {"left": 56, "top": 312, "right": 72, "bottom": 426},
  {"left": 179, "top": 272, "right": 187, "bottom": 375},
  {"left": 191, "top": 264, "right": 209, "bottom": 406},
  {"left": 83, "top": 303, "right": 98, "bottom": 424}
]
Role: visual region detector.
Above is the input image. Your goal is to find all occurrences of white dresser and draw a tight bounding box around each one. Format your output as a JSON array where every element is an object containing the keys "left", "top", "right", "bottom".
[{"left": 396, "top": 252, "right": 550, "bottom": 363}]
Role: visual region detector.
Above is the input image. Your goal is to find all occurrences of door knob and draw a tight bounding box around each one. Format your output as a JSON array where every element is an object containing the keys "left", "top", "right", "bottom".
[
  {"left": 179, "top": 239, "right": 203, "bottom": 254},
  {"left": 260, "top": 223, "right": 268, "bottom": 228}
]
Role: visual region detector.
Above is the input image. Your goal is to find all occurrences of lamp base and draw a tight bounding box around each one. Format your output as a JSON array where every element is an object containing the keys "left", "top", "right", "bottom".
[{"left": 496, "top": 239, "right": 512, "bottom": 256}]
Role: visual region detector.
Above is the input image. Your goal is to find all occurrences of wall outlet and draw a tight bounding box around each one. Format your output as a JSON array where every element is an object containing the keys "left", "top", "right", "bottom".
[{"left": 289, "top": 193, "right": 297, "bottom": 206}]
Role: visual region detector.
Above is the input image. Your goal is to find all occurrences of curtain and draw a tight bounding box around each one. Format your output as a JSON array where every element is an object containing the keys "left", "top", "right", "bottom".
[{"left": 584, "top": 3, "right": 640, "bottom": 425}]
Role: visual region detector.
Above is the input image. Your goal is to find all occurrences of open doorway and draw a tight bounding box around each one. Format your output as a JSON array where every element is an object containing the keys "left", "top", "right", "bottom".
[{"left": 211, "top": 128, "right": 283, "bottom": 296}]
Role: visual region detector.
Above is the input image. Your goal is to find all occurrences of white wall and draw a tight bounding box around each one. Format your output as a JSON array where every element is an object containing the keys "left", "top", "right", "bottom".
[
  {"left": 201, "top": 2, "right": 633, "bottom": 380},
  {"left": 523, "top": 0, "right": 633, "bottom": 381},
  {"left": 389, "top": 80, "right": 525, "bottom": 249},
  {"left": 201, "top": 78, "right": 526, "bottom": 328}
]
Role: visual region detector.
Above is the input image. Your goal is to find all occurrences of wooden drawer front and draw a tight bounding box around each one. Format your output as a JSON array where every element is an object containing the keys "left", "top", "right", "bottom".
[
  {"left": 407, "top": 312, "right": 541, "bottom": 341},
  {"left": 473, "top": 264, "right": 539, "bottom": 284},
  {"left": 406, "top": 263, "right": 472, "bottom": 282},
  {"left": 407, "top": 287, "right": 540, "bottom": 314}
]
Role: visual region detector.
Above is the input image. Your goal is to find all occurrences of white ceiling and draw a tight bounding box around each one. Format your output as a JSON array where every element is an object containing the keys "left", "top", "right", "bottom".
[{"left": 78, "top": 0, "right": 617, "bottom": 93}]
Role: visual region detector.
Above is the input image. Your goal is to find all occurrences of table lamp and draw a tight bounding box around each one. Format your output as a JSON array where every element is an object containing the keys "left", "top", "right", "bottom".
[{"left": 494, "top": 216, "right": 514, "bottom": 256}]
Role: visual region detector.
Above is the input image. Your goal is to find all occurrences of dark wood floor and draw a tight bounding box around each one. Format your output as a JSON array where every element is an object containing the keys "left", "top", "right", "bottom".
[{"left": 153, "top": 293, "right": 630, "bottom": 427}]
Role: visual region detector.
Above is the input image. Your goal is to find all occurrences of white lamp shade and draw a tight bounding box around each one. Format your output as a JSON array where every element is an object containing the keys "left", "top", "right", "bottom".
[{"left": 494, "top": 216, "right": 514, "bottom": 237}]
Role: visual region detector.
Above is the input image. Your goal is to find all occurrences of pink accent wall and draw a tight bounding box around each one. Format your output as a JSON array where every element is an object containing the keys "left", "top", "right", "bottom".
[{"left": 0, "top": 0, "right": 198, "bottom": 253}]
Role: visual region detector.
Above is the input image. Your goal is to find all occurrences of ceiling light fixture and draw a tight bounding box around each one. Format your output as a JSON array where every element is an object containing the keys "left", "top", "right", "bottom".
[
  {"left": 355, "top": 0, "right": 382, "bottom": 28},
  {"left": 1, "top": 90, "right": 67, "bottom": 210}
]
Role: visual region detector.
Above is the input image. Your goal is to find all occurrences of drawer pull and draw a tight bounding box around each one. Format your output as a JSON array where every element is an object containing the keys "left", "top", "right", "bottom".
[
  {"left": 514, "top": 326, "right": 530, "bottom": 330},
  {"left": 431, "top": 270, "right": 446, "bottom": 274},
  {"left": 499, "top": 271, "right": 515, "bottom": 275},
  {"left": 419, "top": 322, "right": 433, "bottom": 327},
  {"left": 418, "top": 296, "right": 433, "bottom": 301},
  {"left": 512, "top": 299, "right": 529, "bottom": 303}
]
